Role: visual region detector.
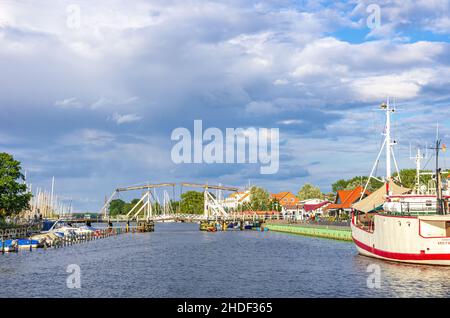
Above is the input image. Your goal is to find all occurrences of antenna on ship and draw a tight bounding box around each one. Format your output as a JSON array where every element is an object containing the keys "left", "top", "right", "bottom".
[
  {"left": 430, "top": 123, "right": 447, "bottom": 215},
  {"left": 409, "top": 145, "right": 425, "bottom": 193}
]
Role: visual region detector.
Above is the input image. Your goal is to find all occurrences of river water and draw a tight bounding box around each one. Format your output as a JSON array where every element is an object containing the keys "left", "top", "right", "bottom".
[{"left": 0, "top": 222, "right": 449, "bottom": 298}]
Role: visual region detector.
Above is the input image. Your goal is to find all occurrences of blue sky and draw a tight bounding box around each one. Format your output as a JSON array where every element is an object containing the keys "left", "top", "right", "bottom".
[{"left": 1, "top": 0, "right": 450, "bottom": 211}]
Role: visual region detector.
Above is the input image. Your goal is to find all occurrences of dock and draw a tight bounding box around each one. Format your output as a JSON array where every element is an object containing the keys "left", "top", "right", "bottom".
[{"left": 263, "top": 222, "right": 352, "bottom": 241}]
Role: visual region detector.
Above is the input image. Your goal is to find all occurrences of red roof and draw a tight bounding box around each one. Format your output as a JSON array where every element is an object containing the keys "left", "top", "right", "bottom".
[
  {"left": 325, "top": 186, "right": 370, "bottom": 210},
  {"left": 303, "top": 201, "right": 330, "bottom": 212},
  {"left": 270, "top": 192, "right": 299, "bottom": 206}
]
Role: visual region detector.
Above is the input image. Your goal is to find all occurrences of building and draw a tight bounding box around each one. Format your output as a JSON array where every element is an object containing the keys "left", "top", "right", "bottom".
[
  {"left": 270, "top": 192, "right": 300, "bottom": 219},
  {"left": 271, "top": 191, "right": 299, "bottom": 207},
  {"left": 324, "top": 186, "right": 370, "bottom": 217},
  {"left": 301, "top": 201, "right": 330, "bottom": 220},
  {"left": 222, "top": 190, "right": 251, "bottom": 211}
]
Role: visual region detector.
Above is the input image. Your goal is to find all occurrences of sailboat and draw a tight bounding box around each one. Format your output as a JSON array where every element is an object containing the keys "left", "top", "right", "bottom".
[{"left": 351, "top": 100, "right": 450, "bottom": 265}]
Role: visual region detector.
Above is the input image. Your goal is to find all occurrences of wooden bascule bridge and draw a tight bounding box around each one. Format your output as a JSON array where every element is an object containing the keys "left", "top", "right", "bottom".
[{"left": 60, "top": 182, "right": 272, "bottom": 232}]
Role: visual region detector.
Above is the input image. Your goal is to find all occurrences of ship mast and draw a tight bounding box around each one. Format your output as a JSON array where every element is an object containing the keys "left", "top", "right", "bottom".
[
  {"left": 433, "top": 128, "right": 443, "bottom": 214},
  {"left": 385, "top": 101, "right": 392, "bottom": 181},
  {"left": 361, "top": 98, "right": 400, "bottom": 199}
]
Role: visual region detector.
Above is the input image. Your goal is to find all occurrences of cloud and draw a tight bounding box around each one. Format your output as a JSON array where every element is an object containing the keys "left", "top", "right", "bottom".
[
  {"left": 54, "top": 97, "right": 83, "bottom": 108},
  {"left": 1, "top": 0, "right": 449, "bottom": 210},
  {"left": 111, "top": 112, "right": 142, "bottom": 125},
  {"left": 59, "top": 129, "right": 115, "bottom": 146}
]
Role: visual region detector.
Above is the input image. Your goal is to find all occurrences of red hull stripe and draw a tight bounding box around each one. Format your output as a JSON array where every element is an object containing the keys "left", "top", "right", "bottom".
[{"left": 352, "top": 237, "right": 450, "bottom": 261}]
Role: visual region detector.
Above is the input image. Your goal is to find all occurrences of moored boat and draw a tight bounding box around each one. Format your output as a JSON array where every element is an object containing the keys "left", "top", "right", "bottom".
[
  {"left": 1, "top": 239, "right": 18, "bottom": 252},
  {"left": 351, "top": 100, "right": 450, "bottom": 265},
  {"left": 16, "top": 239, "right": 40, "bottom": 250}
]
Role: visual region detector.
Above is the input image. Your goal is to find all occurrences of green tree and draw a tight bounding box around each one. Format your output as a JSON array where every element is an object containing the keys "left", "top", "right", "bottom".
[
  {"left": 392, "top": 169, "right": 433, "bottom": 189},
  {"left": 170, "top": 200, "right": 180, "bottom": 213},
  {"left": 180, "top": 191, "right": 204, "bottom": 214},
  {"left": 324, "top": 192, "right": 335, "bottom": 202},
  {"left": 0, "top": 153, "right": 32, "bottom": 218},
  {"left": 332, "top": 176, "right": 383, "bottom": 193},
  {"left": 249, "top": 186, "right": 270, "bottom": 211},
  {"left": 332, "top": 179, "right": 349, "bottom": 193},
  {"left": 297, "top": 183, "right": 323, "bottom": 201},
  {"left": 109, "top": 199, "right": 126, "bottom": 216}
]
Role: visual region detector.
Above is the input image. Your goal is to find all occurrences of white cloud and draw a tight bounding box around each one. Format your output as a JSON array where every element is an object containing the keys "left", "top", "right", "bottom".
[
  {"left": 54, "top": 97, "right": 83, "bottom": 108},
  {"left": 111, "top": 112, "right": 142, "bottom": 124},
  {"left": 277, "top": 119, "right": 305, "bottom": 125},
  {"left": 59, "top": 129, "right": 115, "bottom": 146}
]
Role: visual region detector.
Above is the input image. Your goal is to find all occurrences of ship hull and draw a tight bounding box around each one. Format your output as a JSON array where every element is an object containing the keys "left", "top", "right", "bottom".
[{"left": 351, "top": 213, "right": 450, "bottom": 266}]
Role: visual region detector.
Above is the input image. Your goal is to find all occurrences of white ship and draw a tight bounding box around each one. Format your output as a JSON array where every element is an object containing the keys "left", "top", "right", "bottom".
[{"left": 351, "top": 100, "right": 450, "bottom": 265}]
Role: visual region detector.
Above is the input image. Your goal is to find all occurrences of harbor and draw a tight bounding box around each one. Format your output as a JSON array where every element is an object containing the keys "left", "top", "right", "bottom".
[
  {"left": 1, "top": 222, "right": 450, "bottom": 298},
  {"left": 1, "top": 0, "right": 450, "bottom": 302}
]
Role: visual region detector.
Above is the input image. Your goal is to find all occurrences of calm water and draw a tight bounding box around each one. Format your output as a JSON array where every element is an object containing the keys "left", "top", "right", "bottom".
[{"left": 1, "top": 222, "right": 449, "bottom": 298}]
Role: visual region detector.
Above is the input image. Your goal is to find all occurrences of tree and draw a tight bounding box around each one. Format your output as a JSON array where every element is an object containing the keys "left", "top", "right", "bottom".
[
  {"left": 332, "top": 176, "right": 383, "bottom": 193},
  {"left": 109, "top": 199, "right": 126, "bottom": 216},
  {"left": 0, "top": 153, "right": 32, "bottom": 218},
  {"left": 297, "top": 183, "right": 323, "bottom": 201},
  {"left": 249, "top": 186, "right": 271, "bottom": 211},
  {"left": 180, "top": 191, "right": 204, "bottom": 214},
  {"left": 392, "top": 169, "right": 432, "bottom": 189}
]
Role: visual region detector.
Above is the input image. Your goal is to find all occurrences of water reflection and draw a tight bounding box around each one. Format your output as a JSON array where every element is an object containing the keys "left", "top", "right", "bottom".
[{"left": 353, "top": 254, "right": 450, "bottom": 297}]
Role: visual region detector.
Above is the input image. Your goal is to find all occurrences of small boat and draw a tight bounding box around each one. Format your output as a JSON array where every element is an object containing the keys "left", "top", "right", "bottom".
[
  {"left": 207, "top": 226, "right": 217, "bottom": 232},
  {"left": 244, "top": 224, "right": 253, "bottom": 230},
  {"left": 1, "top": 240, "right": 18, "bottom": 252},
  {"left": 17, "top": 239, "right": 40, "bottom": 250},
  {"left": 52, "top": 226, "right": 77, "bottom": 237}
]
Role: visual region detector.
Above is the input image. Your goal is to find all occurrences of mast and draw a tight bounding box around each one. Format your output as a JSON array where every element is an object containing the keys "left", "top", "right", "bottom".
[
  {"left": 385, "top": 99, "right": 392, "bottom": 181},
  {"left": 361, "top": 99, "right": 397, "bottom": 200},
  {"left": 415, "top": 148, "right": 423, "bottom": 192},
  {"left": 435, "top": 138, "right": 443, "bottom": 214},
  {"left": 50, "top": 176, "right": 55, "bottom": 215}
]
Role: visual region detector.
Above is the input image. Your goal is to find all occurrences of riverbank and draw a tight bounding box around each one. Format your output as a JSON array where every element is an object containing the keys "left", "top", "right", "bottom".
[{"left": 264, "top": 221, "right": 352, "bottom": 241}]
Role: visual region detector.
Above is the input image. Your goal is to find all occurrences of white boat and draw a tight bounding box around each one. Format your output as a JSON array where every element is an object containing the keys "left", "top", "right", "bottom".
[
  {"left": 351, "top": 100, "right": 450, "bottom": 266},
  {"left": 1, "top": 239, "right": 18, "bottom": 252}
]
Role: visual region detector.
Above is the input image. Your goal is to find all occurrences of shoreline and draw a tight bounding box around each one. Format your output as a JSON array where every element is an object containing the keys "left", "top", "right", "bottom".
[{"left": 264, "top": 222, "right": 352, "bottom": 242}]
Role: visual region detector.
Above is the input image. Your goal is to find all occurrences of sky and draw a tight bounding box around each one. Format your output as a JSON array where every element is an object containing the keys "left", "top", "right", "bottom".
[{"left": 1, "top": 0, "right": 450, "bottom": 211}]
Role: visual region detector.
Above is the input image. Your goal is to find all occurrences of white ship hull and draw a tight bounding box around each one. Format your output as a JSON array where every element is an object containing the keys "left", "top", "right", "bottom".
[{"left": 351, "top": 213, "right": 450, "bottom": 266}]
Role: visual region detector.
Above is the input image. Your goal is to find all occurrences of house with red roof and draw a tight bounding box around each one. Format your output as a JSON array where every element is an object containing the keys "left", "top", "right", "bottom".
[
  {"left": 324, "top": 186, "right": 370, "bottom": 217},
  {"left": 270, "top": 191, "right": 299, "bottom": 207},
  {"left": 270, "top": 191, "right": 301, "bottom": 219}
]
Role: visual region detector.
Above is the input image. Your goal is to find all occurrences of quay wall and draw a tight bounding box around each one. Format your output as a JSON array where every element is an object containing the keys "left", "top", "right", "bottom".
[{"left": 264, "top": 223, "right": 352, "bottom": 241}]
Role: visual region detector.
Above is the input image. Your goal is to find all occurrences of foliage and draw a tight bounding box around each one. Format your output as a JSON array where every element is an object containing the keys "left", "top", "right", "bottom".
[
  {"left": 109, "top": 199, "right": 126, "bottom": 216},
  {"left": 0, "top": 153, "right": 32, "bottom": 218},
  {"left": 249, "top": 186, "right": 271, "bottom": 211},
  {"left": 392, "top": 169, "right": 433, "bottom": 189},
  {"left": 180, "top": 190, "right": 204, "bottom": 214},
  {"left": 332, "top": 176, "right": 383, "bottom": 193},
  {"left": 297, "top": 183, "right": 323, "bottom": 201},
  {"left": 269, "top": 199, "right": 283, "bottom": 212},
  {"left": 324, "top": 192, "right": 336, "bottom": 202}
]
